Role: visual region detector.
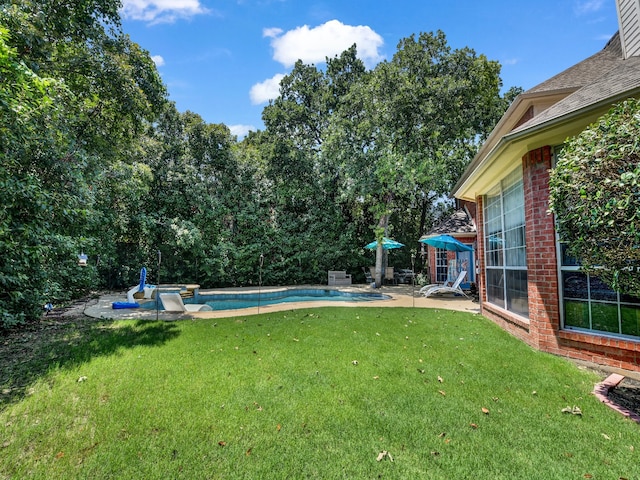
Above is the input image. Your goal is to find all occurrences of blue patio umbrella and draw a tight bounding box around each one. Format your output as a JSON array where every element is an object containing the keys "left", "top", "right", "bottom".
[
  {"left": 364, "top": 237, "right": 405, "bottom": 250},
  {"left": 419, "top": 234, "right": 473, "bottom": 252}
]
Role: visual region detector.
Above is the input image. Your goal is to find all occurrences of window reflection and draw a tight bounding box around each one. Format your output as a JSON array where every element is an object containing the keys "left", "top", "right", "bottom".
[
  {"left": 589, "top": 275, "right": 618, "bottom": 302},
  {"left": 563, "top": 271, "right": 588, "bottom": 300},
  {"left": 560, "top": 243, "right": 580, "bottom": 267},
  {"left": 561, "top": 269, "right": 640, "bottom": 339}
]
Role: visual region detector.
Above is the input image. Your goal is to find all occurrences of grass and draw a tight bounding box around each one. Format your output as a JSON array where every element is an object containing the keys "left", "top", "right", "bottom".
[{"left": 1, "top": 307, "right": 638, "bottom": 479}]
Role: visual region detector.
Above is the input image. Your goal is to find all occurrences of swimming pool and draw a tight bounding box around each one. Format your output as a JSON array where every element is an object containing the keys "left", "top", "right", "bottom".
[{"left": 143, "top": 288, "right": 390, "bottom": 311}]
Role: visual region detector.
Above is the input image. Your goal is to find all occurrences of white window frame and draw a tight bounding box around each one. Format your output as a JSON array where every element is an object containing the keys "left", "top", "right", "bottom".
[{"left": 483, "top": 166, "right": 529, "bottom": 317}]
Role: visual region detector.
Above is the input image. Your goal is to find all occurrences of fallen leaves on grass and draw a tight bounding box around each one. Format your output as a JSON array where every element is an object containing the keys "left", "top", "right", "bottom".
[
  {"left": 482, "top": 407, "right": 490, "bottom": 414},
  {"left": 561, "top": 405, "right": 582, "bottom": 416},
  {"left": 218, "top": 441, "right": 226, "bottom": 447},
  {"left": 438, "top": 390, "right": 446, "bottom": 396},
  {"left": 376, "top": 450, "right": 394, "bottom": 462},
  {"left": 437, "top": 375, "right": 444, "bottom": 383}
]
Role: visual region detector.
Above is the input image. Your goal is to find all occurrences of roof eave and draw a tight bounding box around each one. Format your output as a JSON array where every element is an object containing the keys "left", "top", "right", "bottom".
[
  {"left": 452, "top": 88, "right": 577, "bottom": 195},
  {"left": 454, "top": 87, "right": 640, "bottom": 201}
]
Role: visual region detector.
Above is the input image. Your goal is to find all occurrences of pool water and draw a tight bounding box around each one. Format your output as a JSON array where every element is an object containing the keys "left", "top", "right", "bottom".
[
  {"left": 144, "top": 288, "right": 390, "bottom": 311},
  {"left": 202, "top": 289, "right": 390, "bottom": 311}
]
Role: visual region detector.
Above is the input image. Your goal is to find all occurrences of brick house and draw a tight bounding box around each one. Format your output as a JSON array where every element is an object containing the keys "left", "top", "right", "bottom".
[
  {"left": 453, "top": 0, "right": 640, "bottom": 372},
  {"left": 419, "top": 200, "right": 477, "bottom": 289}
]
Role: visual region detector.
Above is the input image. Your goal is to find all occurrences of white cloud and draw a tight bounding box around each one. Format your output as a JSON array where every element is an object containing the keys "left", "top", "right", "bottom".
[
  {"left": 502, "top": 58, "right": 519, "bottom": 66},
  {"left": 250, "top": 73, "right": 285, "bottom": 105},
  {"left": 263, "top": 27, "right": 283, "bottom": 38},
  {"left": 121, "top": 0, "right": 209, "bottom": 24},
  {"left": 265, "top": 19, "right": 384, "bottom": 68},
  {"left": 574, "top": 0, "right": 605, "bottom": 15},
  {"left": 229, "top": 124, "right": 256, "bottom": 138},
  {"left": 151, "top": 55, "right": 165, "bottom": 66}
]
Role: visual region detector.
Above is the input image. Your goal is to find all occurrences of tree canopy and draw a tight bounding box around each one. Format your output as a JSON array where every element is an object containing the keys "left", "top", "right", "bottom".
[
  {"left": 549, "top": 98, "right": 640, "bottom": 297},
  {"left": 0, "top": 1, "right": 517, "bottom": 327},
  {"left": 0, "top": 0, "right": 167, "bottom": 326}
]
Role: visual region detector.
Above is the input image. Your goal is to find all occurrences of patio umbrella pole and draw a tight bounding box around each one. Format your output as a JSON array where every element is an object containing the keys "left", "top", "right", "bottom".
[{"left": 258, "top": 253, "right": 264, "bottom": 313}]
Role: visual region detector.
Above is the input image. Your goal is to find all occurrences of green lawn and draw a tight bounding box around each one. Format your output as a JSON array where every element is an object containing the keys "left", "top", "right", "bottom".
[{"left": 1, "top": 307, "right": 638, "bottom": 479}]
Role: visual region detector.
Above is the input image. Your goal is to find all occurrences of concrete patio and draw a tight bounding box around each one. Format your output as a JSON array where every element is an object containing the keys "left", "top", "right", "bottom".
[{"left": 81, "top": 284, "right": 480, "bottom": 321}]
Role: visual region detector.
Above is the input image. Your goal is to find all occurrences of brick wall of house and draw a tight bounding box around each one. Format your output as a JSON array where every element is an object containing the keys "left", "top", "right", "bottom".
[
  {"left": 474, "top": 145, "right": 639, "bottom": 372},
  {"left": 522, "top": 146, "right": 561, "bottom": 352},
  {"left": 460, "top": 199, "right": 477, "bottom": 225}
]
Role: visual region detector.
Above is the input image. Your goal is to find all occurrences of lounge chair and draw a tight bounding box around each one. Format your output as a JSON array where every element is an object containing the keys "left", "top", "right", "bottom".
[
  {"left": 422, "top": 270, "right": 468, "bottom": 298},
  {"left": 419, "top": 270, "right": 467, "bottom": 294},
  {"left": 159, "top": 292, "right": 213, "bottom": 312}
]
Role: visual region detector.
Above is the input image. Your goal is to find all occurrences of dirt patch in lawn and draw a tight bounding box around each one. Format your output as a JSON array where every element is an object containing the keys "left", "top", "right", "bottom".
[{"left": 607, "top": 377, "right": 640, "bottom": 418}]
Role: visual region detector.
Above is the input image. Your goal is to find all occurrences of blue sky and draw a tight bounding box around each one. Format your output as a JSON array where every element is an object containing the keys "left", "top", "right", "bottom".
[{"left": 120, "top": 0, "right": 620, "bottom": 138}]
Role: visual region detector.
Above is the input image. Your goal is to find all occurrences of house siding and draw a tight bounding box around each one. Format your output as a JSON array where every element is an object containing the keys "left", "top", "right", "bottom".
[{"left": 618, "top": 0, "right": 640, "bottom": 58}]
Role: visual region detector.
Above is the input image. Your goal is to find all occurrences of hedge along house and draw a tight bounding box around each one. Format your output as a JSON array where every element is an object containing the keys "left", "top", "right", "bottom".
[{"left": 453, "top": 0, "right": 640, "bottom": 372}]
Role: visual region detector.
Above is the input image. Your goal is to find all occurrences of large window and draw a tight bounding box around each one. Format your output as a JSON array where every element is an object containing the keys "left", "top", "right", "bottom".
[
  {"left": 483, "top": 167, "right": 529, "bottom": 317},
  {"left": 553, "top": 139, "right": 640, "bottom": 340},
  {"left": 560, "top": 244, "right": 640, "bottom": 339}
]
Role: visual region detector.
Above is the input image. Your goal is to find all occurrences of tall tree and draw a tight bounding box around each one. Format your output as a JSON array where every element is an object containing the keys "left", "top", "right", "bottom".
[
  {"left": 325, "top": 31, "right": 506, "bottom": 285},
  {"left": 260, "top": 47, "right": 371, "bottom": 281},
  {"left": 0, "top": 0, "right": 166, "bottom": 324}
]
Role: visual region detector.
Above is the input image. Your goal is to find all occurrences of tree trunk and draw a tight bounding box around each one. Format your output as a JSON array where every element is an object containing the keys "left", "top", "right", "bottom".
[{"left": 374, "top": 213, "right": 389, "bottom": 288}]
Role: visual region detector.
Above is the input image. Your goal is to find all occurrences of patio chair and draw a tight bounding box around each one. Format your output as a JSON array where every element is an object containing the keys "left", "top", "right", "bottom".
[
  {"left": 362, "top": 267, "right": 373, "bottom": 284},
  {"left": 422, "top": 270, "right": 469, "bottom": 298},
  {"left": 159, "top": 292, "right": 213, "bottom": 312},
  {"left": 384, "top": 267, "right": 397, "bottom": 285},
  {"left": 419, "top": 270, "right": 467, "bottom": 294}
]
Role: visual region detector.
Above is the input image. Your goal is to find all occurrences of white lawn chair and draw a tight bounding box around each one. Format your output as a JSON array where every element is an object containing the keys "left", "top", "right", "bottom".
[
  {"left": 159, "top": 293, "right": 212, "bottom": 312},
  {"left": 419, "top": 270, "right": 467, "bottom": 294},
  {"left": 422, "top": 270, "right": 468, "bottom": 298}
]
